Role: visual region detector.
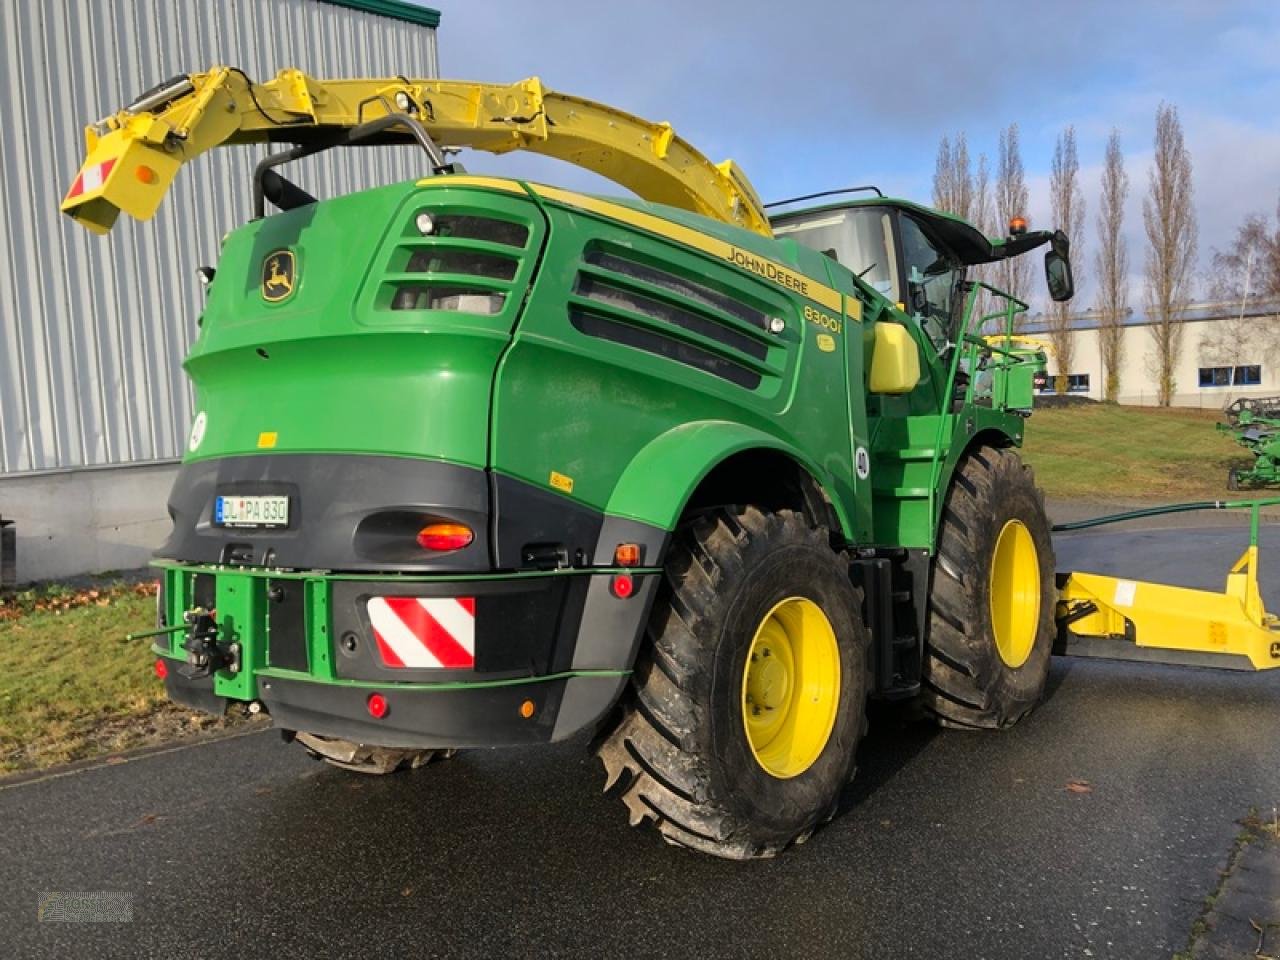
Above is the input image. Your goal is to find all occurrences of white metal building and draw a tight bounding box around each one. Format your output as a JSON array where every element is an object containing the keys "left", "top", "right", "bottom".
[
  {"left": 0, "top": 0, "right": 440, "bottom": 581},
  {"left": 1025, "top": 299, "right": 1280, "bottom": 409}
]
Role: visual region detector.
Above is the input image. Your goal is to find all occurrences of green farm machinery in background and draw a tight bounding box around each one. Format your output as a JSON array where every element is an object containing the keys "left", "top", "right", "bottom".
[{"left": 1221, "top": 397, "right": 1280, "bottom": 490}]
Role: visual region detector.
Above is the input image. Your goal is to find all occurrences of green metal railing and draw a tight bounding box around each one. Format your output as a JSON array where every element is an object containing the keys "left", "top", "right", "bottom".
[{"left": 925, "top": 280, "right": 1031, "bottom": 529}]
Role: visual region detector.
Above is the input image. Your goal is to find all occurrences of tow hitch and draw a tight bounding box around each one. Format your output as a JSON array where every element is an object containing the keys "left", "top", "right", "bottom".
[
  {"left": 177, "top": 607, "right": 241, "bottom": 679},
  {"left": 128, "top": 606, "right": 242, "bottom": 679}
]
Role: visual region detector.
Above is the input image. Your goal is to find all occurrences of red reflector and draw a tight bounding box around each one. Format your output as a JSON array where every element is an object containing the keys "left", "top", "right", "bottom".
[
  {"left": 416, "top": 522, "right": 474, "bottom": 552},
  {"left": 367, "top": 692, "right": 389, "bottom": 719},
  {"left": 154, "top": 658, "right": 168, "bottom": 680},
  {"left": 611, "top": 574, "right": 634, "bottom": 599}
]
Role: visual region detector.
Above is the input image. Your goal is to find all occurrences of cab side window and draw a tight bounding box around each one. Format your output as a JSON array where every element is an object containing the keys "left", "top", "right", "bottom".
[{"left": 899, "top": 216, "right": 961, "bottom": 351}]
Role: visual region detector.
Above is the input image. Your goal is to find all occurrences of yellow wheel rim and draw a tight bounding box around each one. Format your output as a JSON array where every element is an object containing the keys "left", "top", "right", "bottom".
[
  {"left": 741, "top": 597, "right": 841, "bottom": 779},
  {"left": 989, "top": 519, "right": 1041, "bottom": 669}
]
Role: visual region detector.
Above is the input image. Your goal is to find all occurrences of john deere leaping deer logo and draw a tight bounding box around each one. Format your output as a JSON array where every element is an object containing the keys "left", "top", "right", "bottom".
[{"left": 261, "top": 250, "right": 296, "bottom": 302}]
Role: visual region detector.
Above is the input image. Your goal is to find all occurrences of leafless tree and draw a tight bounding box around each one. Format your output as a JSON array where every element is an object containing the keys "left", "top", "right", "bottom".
[
  {"left": 1208, "top": 197, "right": 1280, "bottom": 301},
  {"left": 933, "top": 134, "right": 994, "bottom": 324},
  {"left": 1047, "top": 126, "right": 1084, "bottom": 392},
  {"left": 1142, "top": 102, "right": 1197, "bottom": 406},
  {"left": 1200, "top": 195, "right": 1280, "bottom": 367},
  {"left": 932, "top": 132, "right": 974, "bottom": 220},
  {"left": 995, "top": 123, "right": 1032, "bottom": 329},
  {"left": 1095, "top": 130, "right": 1129, "bottom": 402},
  {"left": 971, "top": 153, "right": 995, "bottom": 322},
  {"left": 973, "top": 154, "right": 993, "bottom": 236}
]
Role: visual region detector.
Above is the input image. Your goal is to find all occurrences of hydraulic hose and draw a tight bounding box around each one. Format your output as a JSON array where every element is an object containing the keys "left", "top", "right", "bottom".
[{"left": 1051, "top": 497, "right": 1280, "bottom": 534}]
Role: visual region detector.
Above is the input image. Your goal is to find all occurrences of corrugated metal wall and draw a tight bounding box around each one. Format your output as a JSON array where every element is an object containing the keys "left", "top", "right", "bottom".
[{"left": 0, "top": 0, "right": 439, "bottom": 474}]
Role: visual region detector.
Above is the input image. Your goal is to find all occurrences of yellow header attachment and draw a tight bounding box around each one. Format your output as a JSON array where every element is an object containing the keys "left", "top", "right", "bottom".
[{"left": 61, "top": 66, "right": 770, "bottom": 237}]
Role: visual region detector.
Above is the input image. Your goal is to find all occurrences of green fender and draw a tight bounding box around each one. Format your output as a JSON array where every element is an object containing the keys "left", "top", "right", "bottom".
[{"left": 604, "top": 419, "right": 853, "bottom": 536}]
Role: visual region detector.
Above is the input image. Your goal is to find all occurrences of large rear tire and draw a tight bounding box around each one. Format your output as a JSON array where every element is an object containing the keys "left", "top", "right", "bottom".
[
  {"left": 923, "top": 445, "right": 1055, "bottom": 729},
  {"left": 595, "top": 506, "right": 870, "bottom": 860}
]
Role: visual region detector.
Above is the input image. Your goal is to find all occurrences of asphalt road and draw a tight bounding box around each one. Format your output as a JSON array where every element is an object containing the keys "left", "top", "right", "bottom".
[{"left": 3, "top": 525, "right": 1278, "bottom": 959}]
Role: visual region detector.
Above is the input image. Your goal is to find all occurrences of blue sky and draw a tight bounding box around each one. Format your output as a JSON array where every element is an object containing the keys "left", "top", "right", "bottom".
[{"left": 429, "top": 0, "right": 1280, "bottom": 307}]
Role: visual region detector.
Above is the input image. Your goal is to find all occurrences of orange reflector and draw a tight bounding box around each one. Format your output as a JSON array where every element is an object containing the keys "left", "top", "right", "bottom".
[
  {"left": 611, "top": 574, "right": 635, "bottom": 599},
  {"left": 367, "top": 692, "right": 389, "bottom": 719},
  {"left": 154, "top": 658, "right": 168, "bottom": 680},
  {"left": 135, "top": 164, "right": 158, "bottom": 184},
  {"left": 416, "top": 522, "right": 474, "bottom": 552},
  {"left": 519, "top": 699, "right": 536, "bottom": 719},
  {"left": 614, "top": 543, "right": 641, "bottom": 567}
]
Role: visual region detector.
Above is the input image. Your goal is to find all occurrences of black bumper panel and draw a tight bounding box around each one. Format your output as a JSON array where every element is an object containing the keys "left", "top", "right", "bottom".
[
  {"left": 161, "top": 662, "right": 627, "bottom": 749},
  {"left": 158, "top": 454, "right": 491, "bottom": 572}
]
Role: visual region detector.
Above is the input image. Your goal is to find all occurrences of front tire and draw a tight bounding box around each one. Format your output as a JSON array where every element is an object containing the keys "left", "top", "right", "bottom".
[
  {"left": 923, "top": 445, "right": 1055, "bottom": 729},
  {"left": 595, "top": 506, "right": 870, "bottom": 860}
]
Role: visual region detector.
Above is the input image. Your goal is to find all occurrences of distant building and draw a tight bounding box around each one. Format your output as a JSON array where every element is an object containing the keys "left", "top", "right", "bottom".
[{"left": 1022, "top": 299, "right": 1280, "bottom": 408}]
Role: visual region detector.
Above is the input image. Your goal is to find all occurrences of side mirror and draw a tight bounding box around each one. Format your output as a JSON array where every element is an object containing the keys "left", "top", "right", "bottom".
[{"left": 1045, "top": 229, "right": 1074, "bottom": 302}]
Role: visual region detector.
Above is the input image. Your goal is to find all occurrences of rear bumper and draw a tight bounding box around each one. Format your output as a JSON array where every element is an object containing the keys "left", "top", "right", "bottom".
[
  {"left": 163, "top": 665, "right": 628, "bottom": 748},
  {"left": 154, "top": 564, "right": 658, "bottom": 748}
]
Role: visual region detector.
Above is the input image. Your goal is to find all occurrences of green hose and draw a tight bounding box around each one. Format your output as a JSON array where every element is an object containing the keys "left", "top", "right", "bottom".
[{"left": 1051, "top": 497, "right": 1280, "bottom": 548}]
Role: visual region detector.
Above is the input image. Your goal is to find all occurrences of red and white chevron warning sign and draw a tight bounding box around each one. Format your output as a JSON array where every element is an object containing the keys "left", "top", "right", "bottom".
[{"left": 366, "top": 596, "right": 476, "bottom": 669}]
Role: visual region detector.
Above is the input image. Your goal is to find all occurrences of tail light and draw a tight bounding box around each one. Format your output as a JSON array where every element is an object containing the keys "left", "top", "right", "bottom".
[{"left": 416, "top": 522, "right": 474, "bottom": 552}]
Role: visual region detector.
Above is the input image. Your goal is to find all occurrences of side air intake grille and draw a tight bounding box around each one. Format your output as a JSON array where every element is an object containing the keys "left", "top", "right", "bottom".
[{"left": 569, "top": 248, "right": 783, "bottom": 390}]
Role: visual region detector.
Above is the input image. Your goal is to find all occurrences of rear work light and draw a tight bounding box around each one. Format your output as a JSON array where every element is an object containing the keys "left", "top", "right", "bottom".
[{"left": 416, "top": 522, "right": 474, "bottom": 552}]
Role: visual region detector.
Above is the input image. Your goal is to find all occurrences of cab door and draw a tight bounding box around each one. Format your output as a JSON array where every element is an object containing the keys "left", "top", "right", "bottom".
[{"left": 895, "top": 213, "right": 966, "bottom": 357}]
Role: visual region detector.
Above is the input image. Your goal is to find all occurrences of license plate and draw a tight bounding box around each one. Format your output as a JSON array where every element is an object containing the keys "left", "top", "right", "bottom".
[{"left": 215, "top": 495, "right": 290, "bottom": 528}]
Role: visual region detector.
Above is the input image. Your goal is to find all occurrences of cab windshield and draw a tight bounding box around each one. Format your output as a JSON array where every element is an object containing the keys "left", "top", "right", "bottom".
[{"left": 773, "top": 208, "right": 900, "bottom": 300}]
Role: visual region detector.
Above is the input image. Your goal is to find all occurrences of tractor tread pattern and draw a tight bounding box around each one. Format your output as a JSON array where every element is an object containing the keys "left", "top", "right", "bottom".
[
  {"left": 595, "top": 505, "right": 869, "bottom": 860},
  {"left": 922, "top": 445, "right": 1055, "bottom": 730}
]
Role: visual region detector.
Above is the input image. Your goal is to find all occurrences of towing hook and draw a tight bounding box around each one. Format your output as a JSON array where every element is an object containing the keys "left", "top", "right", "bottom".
[{"left": 177, "top": 607, "right": 241, "bottom": 680}]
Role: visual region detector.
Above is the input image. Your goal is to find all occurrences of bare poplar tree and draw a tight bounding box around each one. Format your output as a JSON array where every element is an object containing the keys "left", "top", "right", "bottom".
[
  {"left": 1095, "top": 129, "right": 1129, "bottom": 402},
  {"left": 971, "top": 153, "right": 994, "bottom": 321},
  {"left": 973, "top": 154, "right": 993, "bottom": 235},
  {"left": 952, "top": 133, "right": 973, "bottom": 222},
  {"left": 933, "top": 134, "right": 990, "bottom": 323},
  {"left": 933, "top": 135, "right": 955, "bottom": 214},
  {"left": 995, "top": 123, "right": 1032, "bottom": 329},
  {"left": 1142, "top": 103, "right": 1197, "bottom": 406},
  {"left": 1047, "top": 127, "right": 1084, "bottom": 392},
  {"left": 932, "top": 132, "right": 974, "bottom": 220}
]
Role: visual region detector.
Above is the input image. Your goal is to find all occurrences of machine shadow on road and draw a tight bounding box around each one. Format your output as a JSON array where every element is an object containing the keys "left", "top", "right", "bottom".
[{"left": 837, "top": 656, "right": 1075, "bottom": 818}]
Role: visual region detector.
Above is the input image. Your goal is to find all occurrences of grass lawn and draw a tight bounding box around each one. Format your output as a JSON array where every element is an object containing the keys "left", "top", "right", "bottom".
[
  {"left": 1021, "top": 403, "right": 1248, "bottom": 501},
  {"left": 0, "top": 581, "right": 237, "bottom": 775}
]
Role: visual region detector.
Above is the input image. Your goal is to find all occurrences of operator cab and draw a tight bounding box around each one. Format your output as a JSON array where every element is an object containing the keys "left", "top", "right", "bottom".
[
  {"left": 771, "top": 200, "right": 975, "bottom": 353},
  {"left": 771, "top": 197, "right": 1074, "bottom": 352}
]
